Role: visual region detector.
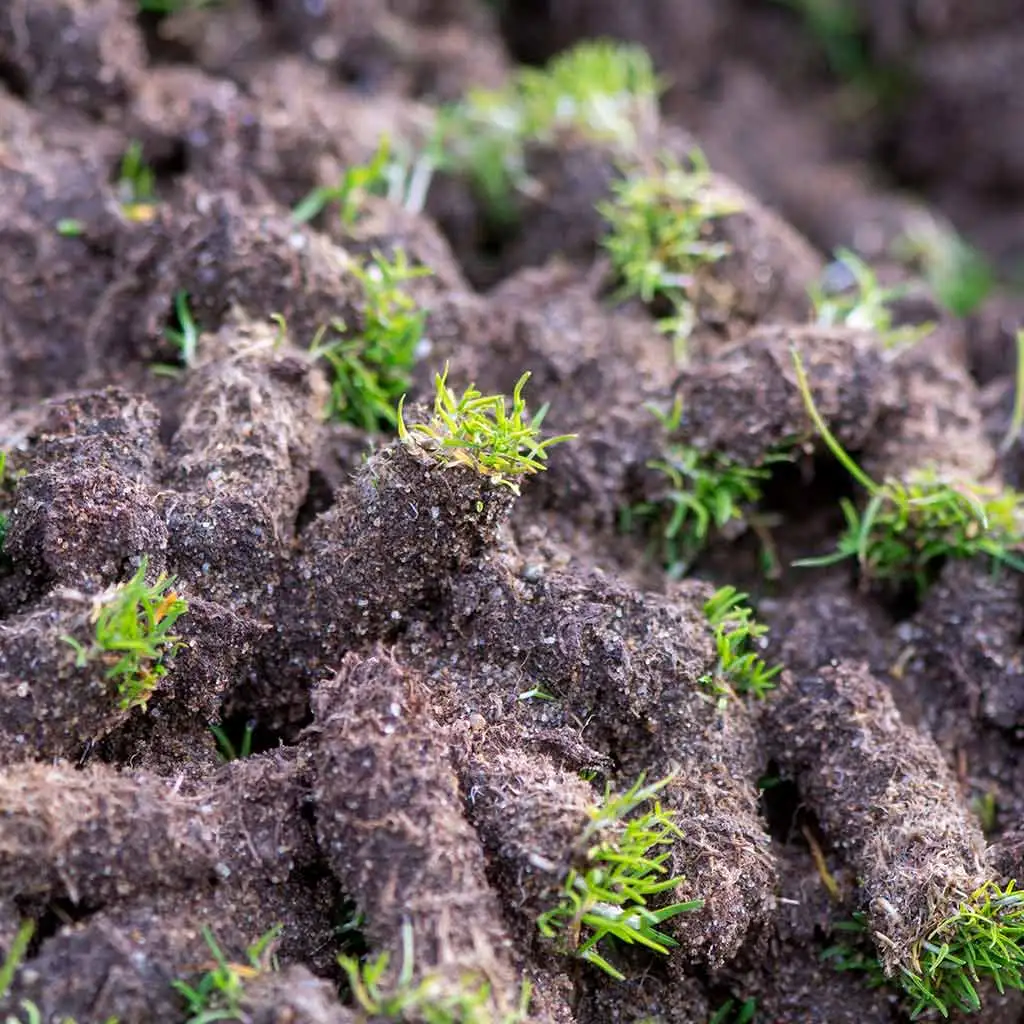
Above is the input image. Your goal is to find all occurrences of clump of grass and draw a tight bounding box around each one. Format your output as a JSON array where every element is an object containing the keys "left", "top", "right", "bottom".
[
  {"left": 820, "top": 914, "right": 888, "bottom": 991},
  {"left": 173, "top": 924, "right": 281, "bottom": 1023},
  {"left": 537, "top": 773, "right": 702, "bottom": 980},
  {"left": 0, "top": 920, "right": 34, "bottom": 1000},
  {"left": 598, "top": 150, "right": 742, "bottom": 358},
  {"left": 700, "top": 586, "right": 781, "bottom": 701},
  {"left": 623, "top": 399, "right": 791, "bottom": 578},
  {"left": 791, "top": 346, "right": 1024, "bottom": 593},
  {"left": 116, "top": 141, "right": 157, "bottom": 222},
  {"left": 56, "top": 218, "right": 85, "bottom": 237},
  {"left": 211, "top": 719, "right": 256, "bottom": 762},
  {"left": 708, "top": 997, "right": 758, "bottom": 1024},
  {"left": 293, "top": 136, "right": 434, "bottom": 226},
  {"left": 339, "top": 922, "right": 531, "bottom": 1023},
  {"left": 152, "top": 290, "right": 200, "bottom": 377},
  {"left": 311, "top": 249, "right": 432, "bottom": 432},
  {"left": 62, "top": 556, "right": 188, "bottom": 711},
  {"left": 892, "top": 218, "right": 994, "bottom": 317},
  {"left": 810, "top": 247, "right": 934, "bottom": 350},
  {"left": 770, "top": 0, "right": 865, "bottom": 81},
  {"left": 432, "top": 40, "right": 661, "bottom": 223},
  {"left": 902, "top": 880, "right": 1024, "bottom": 1019},
  {"left": 397, "top": 365, "right": 575, "bottom": 495},
  {"left": 972, "top": 792, "right": 999, "bottom": 836}
]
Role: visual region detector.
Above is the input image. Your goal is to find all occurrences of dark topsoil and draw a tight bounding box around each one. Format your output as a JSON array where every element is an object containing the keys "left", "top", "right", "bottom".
[{"left": 2, "top": 2, "right": 1024, "bottom": 1023}]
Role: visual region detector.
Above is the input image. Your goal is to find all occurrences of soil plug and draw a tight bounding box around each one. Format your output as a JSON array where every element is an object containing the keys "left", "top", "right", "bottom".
[
  {"left": 4, "top": 454, "right": 169, "bottom": 591},
  {"left": 470, "top": 271, "right": 676, "bottom": 533},
  {"left": 902, "top": 559, "right": 1024, "bottom": 737},
  {"left": 599, "top": 151, "right": 822, "bottom": 355},
  {"left": 463, "top": 750, "right": 702, "bottom": 981},
  {"left": 0, "top": 761, "right": 213, "bottom": 912},
  {"left": 165, "top": 312, "right": 328, "bottom": 540},
  {"left": 429, "top": 40, "right": 662, "bottom": 259},
  {"left": 765, "top": 660, "right": 1024, "bottom": 1016},
  {"left": 859, "top": 339, "right": 999, "bottom": 483},
  {"left": 158, "top": 312, "right": 329, "bottom": 613},
  {"left": 0, "top": 0, "right": 145, "bottom": 116},
  {"left": 457, "top": 746, "right": 602, "bottom": 942},
  {"left": 451, "top": 565, "right": 777, "bottom": 967},
  {"left": 674, "top": 324, "right": 894, "bottom": 468},
  {"left": 286, "top": 366, "right": 572, "bottom": 650},
  {"left": 0, "top": 565, "right": 184, "bottom": 764},
  {"left": 123, "top": 192, "right": 399, "bottom": 360},
  {"left": 791, "top": 346, "right": 1024, "bottom": 595},
  {"left": 24, "top": 388, "right": 162, "bottom": 481},
  {"left": 312, "top": 650, "right": 526, "bottom": 1018}
]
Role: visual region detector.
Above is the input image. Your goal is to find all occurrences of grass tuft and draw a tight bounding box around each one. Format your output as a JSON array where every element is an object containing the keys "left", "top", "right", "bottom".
[
  {"left": 791, "top": 346, "right": 1024, "bottom": 593},
  {"left": 892, "top": 219, "right": 994, "bottom": 317},
  {"left": 292, "top": 137, "right": 434, "bottom": 225},
  {"left": 902, "top": 880, "right": 1024, "bottom": 1019},
  {"left": 173, "top": 924, "right": 281, "bottom": 1023},
  {"left": 312, "top": 249, "right": 432, "bottom": 432},
  {"left": 398, "top": 365, "right": 575, "bottom": 495},
  {"left": 810, "top": 248, "right": 934, "bottom": 350},
  {"left": 211, "top": 719, "right": 256, "bottom": 763},
  {"left": 623, "top": 399, "right": 792, "bottom": 578},
  {"left": 537, "top": 773, "right": 702, "bottom": 980},
  {"left": 116, "top": 141, "right": 157, "bottom": 222},
  {"left": 700, "top": 586, "right": 781, "bottom": 701},
  {"left": 432, "top": 40, "right": 661, "bottom": 223},
  {"left": 708, "top": 998, "right": 758, "bottom": 1024},
  {"left": 820, "top": 913, "right": 888, "bottom": 991},
  {"left": 62, "top": 556, "right": 188, "bottom": 711},
  {"left": 598, "top": 151, "right": 741, "bottom": 358},
  {"left": 339, "top": 922, "right": 531, "bottom": 1023},
  {"left": 152, "top": 290, "right": 200, "bottom": 377}
]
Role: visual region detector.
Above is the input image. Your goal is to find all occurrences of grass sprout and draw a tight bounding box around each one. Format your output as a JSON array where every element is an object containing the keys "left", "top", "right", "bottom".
[
  {"left": 432, "top": 40, "right": 661, "bottom": 223},
  {"left": 62, "top": 556, "right": 188, "bottom": 711},
  {"left": 902, "top": 880, "right": 1024, "bottom": 1019},
  {"left": 708, "top": 998, "right": 758, "bottom": 1024},
  {"left": 623, "top": 399, "right": 792, "bottom": 577},
  {"left": 0, "top": 920, "right": 34, "bottom": 999},
  {"left": 770, "top": 0, "right": 866, "bottom": 81},
  {"left": 292, "top": 136, "right": 434, "bottom": 225},
  {"left": 820, "top": 914, "right": 888, "bottom": 990},
  {"left": 398, "top": 365, "right": 575, "bottom": 495},
  {"left": 700, "top": 586, "right": 781, "bottom": 701},
  {"left": 172, "top": 924, "right": 281, "bottom": 1023},
  {"left": 598, "top": 151, "right": 741, "bottom": 358},
  {"left": 211, "top": 719, "right": 256, "bottom": 762},
  {"left": 339, "top": 922, "right": 531, "bottom": 1023},
  {"left": 153, "top": 290, "right": 200, "bottom": 377},
  {"left": 791, "top": 346, "right": 1024, "bottom": 592},
  {"left": 810, "top": 247, "right": 934, "bottom": 349},
  {"left": 311, "top": 249, "right": 431, "bottom": 432},
  {"left": 892, "top": 218, "right": 994, "bottom": 317},
  {"left": 999, "top": 328, "right": 1024, "bottom": 456},
  {"left": 116, "top": 141, "right": 157, "bottom": 222},
  {"left": 537, "top": 773, "right": 702, "bottom": 980}
]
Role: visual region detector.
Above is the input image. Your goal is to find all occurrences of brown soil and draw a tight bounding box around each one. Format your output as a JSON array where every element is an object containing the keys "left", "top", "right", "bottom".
[{"left": 2, "top": 2, "right": 1024, "bottom": 1023}]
